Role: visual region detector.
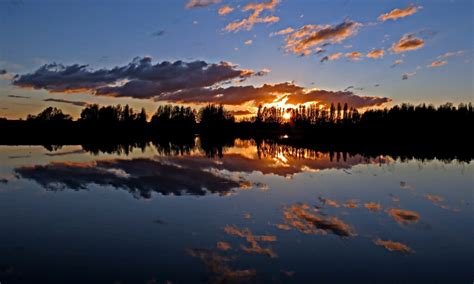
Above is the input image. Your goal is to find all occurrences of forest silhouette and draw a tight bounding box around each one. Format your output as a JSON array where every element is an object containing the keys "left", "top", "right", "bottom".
[{"left": 0, "top": 102, "right": 472, "bottom": 160}]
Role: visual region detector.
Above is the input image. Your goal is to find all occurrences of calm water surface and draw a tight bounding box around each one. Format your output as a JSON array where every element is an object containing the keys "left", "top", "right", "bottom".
[{"left": 0, "top": 139, "right": 472, "bottom": 283}]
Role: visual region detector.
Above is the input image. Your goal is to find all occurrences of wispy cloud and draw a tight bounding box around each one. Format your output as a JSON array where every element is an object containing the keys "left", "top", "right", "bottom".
[
  {"left": 402, "top": 71, "right": 416, "bottom": 80},
  {"left": 437, "top": 50, "right": 464, "bottom": 59},
  {"left": 428, "top": 60, "right": 448, "bottom": 68},
  {"left": 224, "top": 0, "right": 279, "bottom": 32},
  {"left": 284, "top": 20, "right": 361, "bottom": 56},
  {"left": 391, "top": 59, "right": 404, "bottom": 68},
  {"left": 378, "top": 4, "right": 419, "bottom": 22},
  {"left": 269, "top": 27, "right": 294, "bottom": 37},
  {"left": 186, "top": 0, "right": 220, "bottom": 9},
  {"left": 43, "top": 98, "right": 89, "bottom": 107}
]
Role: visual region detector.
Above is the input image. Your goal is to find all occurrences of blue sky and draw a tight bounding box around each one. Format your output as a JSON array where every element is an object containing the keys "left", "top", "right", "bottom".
[{"left": 0, "top": 0, "right": 472, "bottom": 119}]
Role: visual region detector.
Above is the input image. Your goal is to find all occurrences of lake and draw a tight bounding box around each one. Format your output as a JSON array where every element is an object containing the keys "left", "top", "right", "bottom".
[{"left": 0, "top": 139, "right": 472, "bottom": 283}]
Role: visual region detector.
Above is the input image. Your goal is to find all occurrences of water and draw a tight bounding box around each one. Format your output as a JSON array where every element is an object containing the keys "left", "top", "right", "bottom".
[{"left": 0, "top": 139, "right": 472, "bottom": 283}]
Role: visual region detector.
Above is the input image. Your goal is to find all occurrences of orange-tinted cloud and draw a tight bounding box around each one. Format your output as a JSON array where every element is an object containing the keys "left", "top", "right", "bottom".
[
  {"left": 378, "top": 4, "right": 419, "bottom": 21},
  {"left": 364, "top": 202, "right": 382, "bottom": 212},
  {"left": 424, "top": 194, "right": 444, "bottom": 203},
  {"left": 320, "top": 52, "right": 343, "bottom": 63},
  {"left": 391, "top": 34, "right": 424, "bottom": 53},
  {"left": 367, "top": 49, "right": 385, "bottom": 59},
  {"left": 387, "top": 208, "right": 420, "bottom": 225},
  {"left": 217, "top": 241, "right": 232, "bottom": 251},
  {"left": 187, "top": 248, "right": 256, "bottom": 282},
  {"left": 374, "top": 239, "right": 414, "bottom": 254},
  {"left": 218, "top": 5, "right": 233, "bottom": 16},
  {"left": 270, "top": 27, "right": 294, "bottom": 37},
  {"left": 284, "top": 20, "right": 361, "bottom": 55},
  {"left": 224, "top": 0, "right": 279, "bottom": 32},
  {"left": 428, "top": 60, "right": 448, "bottom": 68},
  {"left": 282, "top": 203, "right": 355, "bottom": 237},
  {"left": 343, "top": 200, "right": 359, "bottom": 209},
  {"left": 346, "top": 51, "right": 363, "bottom": 61},
  {"left": 186, "top": 0, "right": 220, "bottom": 9},
  {"left": 224, "top": 225, "right": 278, "bottom": 258}
]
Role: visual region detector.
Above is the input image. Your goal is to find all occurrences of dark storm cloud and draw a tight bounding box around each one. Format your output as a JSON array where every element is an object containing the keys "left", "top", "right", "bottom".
[
  {"left": 14, "top": 158, "right": 247, "bottom": 199},
  {"left": 44, "top": 98, "right": 88, "bottom": 107},
  {"left": 13, "top": 57, "right": 256, "bottom": 98}
]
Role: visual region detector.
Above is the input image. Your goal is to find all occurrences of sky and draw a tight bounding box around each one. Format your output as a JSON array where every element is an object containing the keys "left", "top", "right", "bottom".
[{"left": 0, "top": 0, "right": 472, "bottom": 119}]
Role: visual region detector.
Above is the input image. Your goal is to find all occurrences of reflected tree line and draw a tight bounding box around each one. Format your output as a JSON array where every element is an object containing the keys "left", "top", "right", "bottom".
[{"left": 0, "top": 102, "right": 472, "bottom": 160}]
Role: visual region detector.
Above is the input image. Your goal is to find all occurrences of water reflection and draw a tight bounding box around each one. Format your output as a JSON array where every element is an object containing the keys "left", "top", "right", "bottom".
[{"left": 0, "top": 139, "right": 472, "bottom": 283}]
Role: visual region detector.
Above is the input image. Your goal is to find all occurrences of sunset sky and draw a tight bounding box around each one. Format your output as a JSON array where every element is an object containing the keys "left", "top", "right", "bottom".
[{"left": 0, "top": 0, "right": 472, "bottom": 119}]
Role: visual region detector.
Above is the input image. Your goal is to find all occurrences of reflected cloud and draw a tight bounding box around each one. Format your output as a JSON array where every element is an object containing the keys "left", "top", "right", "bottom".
[
  {"left": 364, "top": 202, "right": 382, "bottom": 212},
  {"left": 343, "top": 200, "right": 359, "bottom": 208},
  {"left": 387, "top": 208, "right": 420, "bottom": 225},
  {"left": 282, "top": 203, "right": 355, "bottom": 237},
  {"left": 15, "top": 157, "right": 248, "bottom": 198},
  {"left": 187, "top": 248, "right": 256, "bottom": 283},
  {"left": 216, "top": 241, "right": 232, "bottom": 251},
  {"left": 374, "top": 239, "right": 414, "bottom": 254},
  {"left": 224, "top": 225, "right": 278, "bottom": 258}
]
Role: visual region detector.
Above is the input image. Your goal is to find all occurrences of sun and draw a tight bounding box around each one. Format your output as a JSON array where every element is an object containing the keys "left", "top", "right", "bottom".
[{"left": 283, "top": 112, "right": 292, "bottom": 120}]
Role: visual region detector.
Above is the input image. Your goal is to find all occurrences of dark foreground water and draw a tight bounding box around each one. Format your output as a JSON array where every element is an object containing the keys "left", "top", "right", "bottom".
[{"left": 0, "top": 139, "right": 472, "bottom": 284}]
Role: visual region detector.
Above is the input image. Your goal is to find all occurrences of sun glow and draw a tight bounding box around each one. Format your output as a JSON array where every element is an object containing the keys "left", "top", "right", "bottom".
[{"left": 283, "top": 112, "right": 292, "bottom": 120}]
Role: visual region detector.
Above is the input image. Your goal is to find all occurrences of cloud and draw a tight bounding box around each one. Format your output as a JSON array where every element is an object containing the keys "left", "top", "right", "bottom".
[
  {"left": 320, "top": 52, "right": 343, "bottom": 63},
  {"left": 151, "top": 30, "right": 165, "bottom": 37},
  {"left": 7, "top": 94, "right": 30, "bottom": 99},
  {"left": 229, "top": 110, "right": 253, "bottom": 116},
  {"left": 345, "top": 51, "right": 363, "bottom": 61},
  {"left": 0, "top": 69, "right": 7, "bottom": 75},
  {"left": 387, "top": 208, "right": 420, "bottom": 225},
  {"left": 367, "top": 49, "right": 385, "bottom": 59},
  {"left": 14, "top": 158, "right": 249, "bottom": 198},
  {"left": 187, "top": 248, "right": 256, "bottom": 283},
  {"left": 43, "top": 98, "right": 88, "bottom": 107},
  {"left": 284, "top": 20, "right": 361, "bottom": 55},
  {"left": 218, "top": 5, "right": 233, "bottom": 16},
  {"left": 343, "top": 200, "right": 359, "bottom": 209},
  {"left": 269, "top": 27, "right": 294, "bottom": 37},
  {"left": 428, "top": 60, "right": 448, "bottom": 68},
  {"left": 224, "top": 225, "right": 278, "bottom": 258},
  {"left": 402, "top": 71, "right": 416, "bottom": 80},
  {"left": 391, "top": 34, "right": 424, "bottom": 53},
  {"left": 13, "top": 57, "right": 391, "bottom": 109},
  {"left": 378, "top": 4, "right": 419, "bottom": 21},
  {"left": 374, "top": 239, "right": 414, "bottom": 254},
  {"left": 216, "top": 241, "right": 232, "bottom": 251},
  {"left": 13, "top": 57, "right": 256, "bottom": 99},
  {"left": 282, "top": 203, "right": 355, "bottom": 237},
  {"left": 244, "top": 39, "right": 253, "bottom": 45},
  {"left": 391, "top": 59, "right": 404, "bottom": 68},
  {"left": 186, "top": 0, "right": 220, "bottom": 9},
  {"left": 318, "top": 197, "right": 340, "bottom": 208},
  {"left": 364, "top": 202, "right": 382, "bottom": 212},
  {"left": 224, "top": 0, "right": 280, "bottom": 32},
  {"left": 284, "top": 88, "right": 391, "bottom": 108},
  {"left": 424, "top": 194, "right": 444, "bottom": 203},
  {"left": 437, "top": 50, "right": 464, "bottom": 59}
]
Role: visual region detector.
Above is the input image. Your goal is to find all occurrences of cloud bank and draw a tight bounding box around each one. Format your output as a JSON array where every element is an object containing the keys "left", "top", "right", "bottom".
[{"left": 13, "top": 57, "right": 391, "bottom": 109}]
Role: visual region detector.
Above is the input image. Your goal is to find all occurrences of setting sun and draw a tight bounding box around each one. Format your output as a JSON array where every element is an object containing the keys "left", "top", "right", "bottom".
[{"left": 283, "top": 112, "right": 292, "bottom": 120}]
